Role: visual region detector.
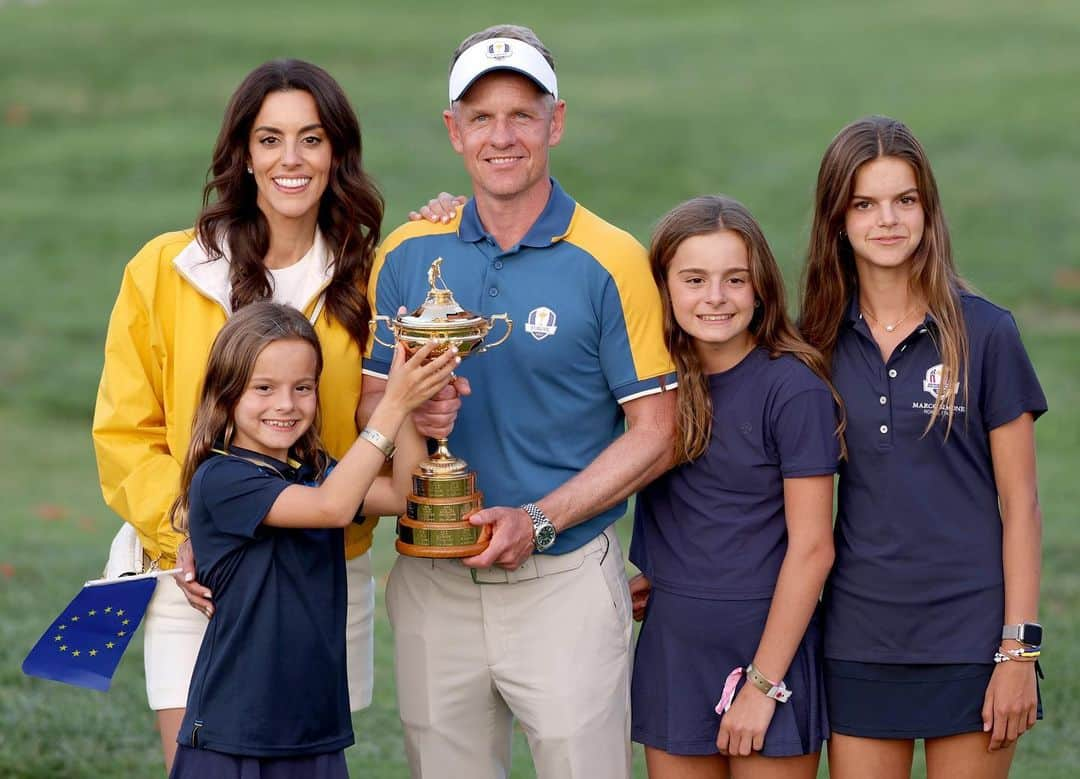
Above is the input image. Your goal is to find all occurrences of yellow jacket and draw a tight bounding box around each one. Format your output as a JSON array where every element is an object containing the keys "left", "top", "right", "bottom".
[{"left": 92, "top": 230, "right": 377, "bottom": 567}]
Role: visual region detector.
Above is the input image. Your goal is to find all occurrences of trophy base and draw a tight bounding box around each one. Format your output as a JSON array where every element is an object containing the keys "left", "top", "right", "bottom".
[
  {"left": 395, "top": 517, "right": 492, "bottom": 558},
  {"left": 397, "top": 443, "right": 491, "bottom": 559}
]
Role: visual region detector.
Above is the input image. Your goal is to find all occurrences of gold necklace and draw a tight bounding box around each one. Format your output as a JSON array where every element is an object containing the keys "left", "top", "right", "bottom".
[{"left": 860, "top": 301, "right": 920, "bottom": 333}]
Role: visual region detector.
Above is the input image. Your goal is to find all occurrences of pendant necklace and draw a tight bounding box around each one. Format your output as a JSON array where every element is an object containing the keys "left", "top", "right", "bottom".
[{"left": 861, "top": 301, "right": 920, "bottom": 333}]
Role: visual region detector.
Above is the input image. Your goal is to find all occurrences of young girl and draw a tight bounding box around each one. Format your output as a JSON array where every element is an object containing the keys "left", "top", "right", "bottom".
[
  {"left": 166, "top": 302, "right": 458, "bottom": 778},
  {"left": 629, "top": 196, "right": 840, "bottom": 779},
  {"left": 800, "top": 116, "right": 1045, "bottom": 779}
]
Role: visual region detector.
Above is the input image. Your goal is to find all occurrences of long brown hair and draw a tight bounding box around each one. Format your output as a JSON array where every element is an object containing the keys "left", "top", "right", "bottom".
[
  {"left": 196, "top": 59, "right": 384, "bottom": 350},
  {"left": 169, "top": 302, "right": 329, "bottom": 532},
  {"left": 799, "top": 115, "right": 969, "bottom": 434},
  {"left": 650, "top": 195, "right": 845, "bottom": 463}
]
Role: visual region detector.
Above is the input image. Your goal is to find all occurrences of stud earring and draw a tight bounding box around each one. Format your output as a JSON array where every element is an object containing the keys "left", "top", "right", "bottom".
[
  {"left": 246, "top": 165, "right": 253, "bottom": 174},
  {"left": 754, "top": 300, "right": 761, "bottom": 308},
  {"left": 838, "top": 229, "right": 847, "bottom": 241}
]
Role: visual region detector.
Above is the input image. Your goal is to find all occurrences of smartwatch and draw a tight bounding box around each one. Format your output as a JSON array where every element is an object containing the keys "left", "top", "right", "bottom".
[
  {"left": 520, "top": 503, "right": 556, "bottom": 552},
  {"left": 1001, "top": 623, "right": 1043, "bottom": 647}
]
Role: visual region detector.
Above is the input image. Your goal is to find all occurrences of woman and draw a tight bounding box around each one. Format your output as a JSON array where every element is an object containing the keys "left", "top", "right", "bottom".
[
  {"left": 800, "top": 115, "right": 1045, "bottom": 778},
  {"left": 629, "top": 196, "right": 838, "bottom": 779},
  {"left": 93, "top": 59, "right": 383, "bottom": 771}
]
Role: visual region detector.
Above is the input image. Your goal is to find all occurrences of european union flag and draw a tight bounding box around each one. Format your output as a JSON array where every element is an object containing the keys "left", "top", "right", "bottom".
[{"left": 22, "top": 573, "right": 161, "bottom": 692}]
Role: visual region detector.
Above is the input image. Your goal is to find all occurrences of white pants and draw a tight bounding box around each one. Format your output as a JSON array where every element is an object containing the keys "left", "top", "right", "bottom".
[
  {"left": 386, "top": 526, "right": 633, "bottom": 779},
  {"left": 143, "top": 551, "right": 375, "bottom": 711}
]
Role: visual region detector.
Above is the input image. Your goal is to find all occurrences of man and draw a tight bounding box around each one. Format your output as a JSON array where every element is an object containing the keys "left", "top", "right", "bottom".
[{"left": 362, "top": 24, "right": 677, "bottom": 779}]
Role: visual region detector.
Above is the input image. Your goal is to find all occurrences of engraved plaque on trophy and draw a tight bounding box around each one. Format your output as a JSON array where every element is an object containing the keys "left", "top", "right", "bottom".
[{"left": 371, "top": 258, "right": 512, "bottom": 558}]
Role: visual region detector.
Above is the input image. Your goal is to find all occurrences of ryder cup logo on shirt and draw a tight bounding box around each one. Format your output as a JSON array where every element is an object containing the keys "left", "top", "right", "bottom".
[
  {"left": 525, "top": 306, "right": 558, "bottom": 340},
  {"left": 487, "top": 41, "right": 513, "bottom": 59},
  {"left": 922, "top": 363, "right": 957, "bottom": 399}
]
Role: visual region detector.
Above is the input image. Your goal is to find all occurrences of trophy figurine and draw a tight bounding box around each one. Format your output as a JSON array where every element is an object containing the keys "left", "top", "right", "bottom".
[{"left": 371, "top": 258, "right": 512, "bottom": 558}]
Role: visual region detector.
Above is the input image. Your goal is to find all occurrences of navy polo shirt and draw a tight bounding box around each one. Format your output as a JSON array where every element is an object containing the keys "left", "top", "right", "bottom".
[
  {"left": 366, "top": 179, "right": 676, "bottom": 554},
  {"left": 824, "top": 293, "right": 1046, "bottom": 664},
  {"left": 179, "top": 448, "right": 353, "bottom": 757},
  {"left": 630, "top": 348, "right": 839, "bottom": 599}
]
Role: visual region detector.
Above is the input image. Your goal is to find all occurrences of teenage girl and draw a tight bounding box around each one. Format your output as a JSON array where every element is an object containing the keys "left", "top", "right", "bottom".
[
  {"left": 166, "top": 301, "right": 457, "bottom": 778},
  {"left": 629, "top": 196, "right": 840, "bottom": 779},
  {"left": 800, "top": 115, "right": 1045, "bottom": 779}
]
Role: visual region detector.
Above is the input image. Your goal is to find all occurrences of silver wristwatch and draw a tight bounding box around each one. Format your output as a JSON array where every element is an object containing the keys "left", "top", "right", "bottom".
[{"left": 520, "top": 503, "right": 556, "bottom": 552}]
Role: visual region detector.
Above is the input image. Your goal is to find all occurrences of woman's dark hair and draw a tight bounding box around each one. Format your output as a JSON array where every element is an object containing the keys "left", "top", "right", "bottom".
[{"left": 196, "top": 59, "right": 384, "bottom": 350}]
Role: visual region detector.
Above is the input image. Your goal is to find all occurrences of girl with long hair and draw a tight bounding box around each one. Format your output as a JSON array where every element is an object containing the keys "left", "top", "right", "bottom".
[
  {"left": 93, "top": 59, "right": 385, "bottom": 770},
  {"left": 800, "top": 115, "right": 1045, "bottom": 778},
  {"left": 166, "top": 302, "right": 457, "bottom": 778},
  {"left": 629, "top": 195, "right": 840, "bottom": 779}
]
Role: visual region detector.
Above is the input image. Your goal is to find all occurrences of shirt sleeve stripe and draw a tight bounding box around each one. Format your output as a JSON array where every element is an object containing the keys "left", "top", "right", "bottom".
[{"left": 615, "top": 374, "right": 679, "bottom": 404}]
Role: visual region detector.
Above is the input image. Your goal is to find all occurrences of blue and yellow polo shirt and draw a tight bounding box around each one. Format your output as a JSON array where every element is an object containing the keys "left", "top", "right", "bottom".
[{"left": 366, "top": 179, "right": 676, "bottom": 554}]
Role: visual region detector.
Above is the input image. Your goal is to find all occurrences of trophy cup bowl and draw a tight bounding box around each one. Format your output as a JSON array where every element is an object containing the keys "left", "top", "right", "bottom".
[{"left": 370, "top": 258, "right": 512, "bottom": 558}]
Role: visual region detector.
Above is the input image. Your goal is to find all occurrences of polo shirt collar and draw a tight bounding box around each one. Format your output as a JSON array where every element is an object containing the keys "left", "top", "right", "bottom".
[
  {"left": 458, "top": 177, "right": 576, "bottom": 249},
  {"left": 215, "top": 444, "right": 307, "bottom": 478}
]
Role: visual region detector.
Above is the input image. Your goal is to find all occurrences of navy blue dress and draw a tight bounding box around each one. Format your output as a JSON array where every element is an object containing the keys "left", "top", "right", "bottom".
[
  {"left": 630, "top": 348, "right": 839, "bottom": 756},
  {"left": 170, "top": 447, "right": 352, "bottom": 779}
]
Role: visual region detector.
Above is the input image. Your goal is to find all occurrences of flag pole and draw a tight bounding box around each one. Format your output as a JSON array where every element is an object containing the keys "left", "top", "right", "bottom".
[{"left": 83, "top": 568, "right": 183, "bottom": 588}]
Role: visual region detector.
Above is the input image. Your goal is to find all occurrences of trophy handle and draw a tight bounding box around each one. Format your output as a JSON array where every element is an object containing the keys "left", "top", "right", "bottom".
[
  {"left": 369, "top": 315, "right": 396, "bottom": 349},
  {"left": 478, "top": 313, "right": 513, "bottom": 352}
]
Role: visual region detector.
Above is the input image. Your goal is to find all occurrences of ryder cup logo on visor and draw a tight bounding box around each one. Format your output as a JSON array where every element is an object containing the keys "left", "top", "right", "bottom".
[
  {"left": 525, "top": 306, "right": 558, "bottom": 340},
  {"left": 487, "top": 41, "right": 513, "bottom": 59}
]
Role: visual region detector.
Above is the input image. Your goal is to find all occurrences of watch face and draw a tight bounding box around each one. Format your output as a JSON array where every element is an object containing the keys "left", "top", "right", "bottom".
[
  {"left": 535, "top": 523, "right": 556, "bottom": 551},
  {"left": 1021, "top": 623, "right": 1043, "bottom": 646}
]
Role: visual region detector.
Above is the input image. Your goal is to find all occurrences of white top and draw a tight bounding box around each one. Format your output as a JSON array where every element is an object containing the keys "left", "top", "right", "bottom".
[
  {"left": 268, "top": 243, "right": 322, "bottom": 310},
  {"left": 172, "top": 229, "right": 332, "bottom": 322}
]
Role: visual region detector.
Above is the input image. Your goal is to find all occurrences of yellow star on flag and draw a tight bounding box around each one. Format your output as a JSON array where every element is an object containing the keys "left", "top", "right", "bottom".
[
  {"left": 104, "top": 607, "right": 112, "bottom": 613},
  {"left": 72, "top": 650, "right": 80, "bottom": 657},
  {"left": 71, "top": 616, "right": 80, "bottom": 622},
  {"left": 89, "top": 650, "right": 98, "bottom": 656},
  {"left": 117, "top": 631, "right": 126, "bottom": 637},
  {"left": 106, "top": 642, "right": 115, "bottom": 649},
  {"left": 59, "top": 645, "right": 67, "bottom": 652},
  {"left": 88, "top": 610, "right": 96, "bottom": 616},
  {"left": 116, "top": 610, "right": 125, "bottom": 616}
]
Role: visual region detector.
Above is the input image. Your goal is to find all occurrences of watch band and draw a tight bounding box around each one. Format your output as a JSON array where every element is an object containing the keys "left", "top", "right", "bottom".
[
  {"left": 520, "top": 502, "right": 556, "bottom": 551},
  {"left": 358, "top": 427, "right": 396, "bottom": 460},
  {"left": 745, "top": 663, "right": 792, "bottom": 703}
]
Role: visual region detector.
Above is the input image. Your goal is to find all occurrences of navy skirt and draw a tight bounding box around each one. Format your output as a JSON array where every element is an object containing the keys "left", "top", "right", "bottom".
[
  {"left": 825, "top": 660, "right": 1044, "bottom": 739},
  {"left": 169, "top": 746, "right": 348, "bottom": 779},
  {"left": 631, "top": 589, "right": 828, "bottom": 757}
]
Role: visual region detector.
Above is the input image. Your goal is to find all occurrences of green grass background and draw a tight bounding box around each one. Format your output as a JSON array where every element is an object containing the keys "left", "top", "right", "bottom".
[{"left": 1, "top": 0, "right": 1077, "bottom": 776}]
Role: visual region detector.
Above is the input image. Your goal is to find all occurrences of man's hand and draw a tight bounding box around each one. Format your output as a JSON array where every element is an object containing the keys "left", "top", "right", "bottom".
[
  {"left": 412, "top": 377, "right": 471, "bottom": 439},
  {"left": 174, "top": 538, "right": 213, "bottom": 618},
  {"left": 628, "top": 573, "right": 651, "bottom": 621},
  {"left": 461, "top": 506, "right": 535, "bottom": 570}
]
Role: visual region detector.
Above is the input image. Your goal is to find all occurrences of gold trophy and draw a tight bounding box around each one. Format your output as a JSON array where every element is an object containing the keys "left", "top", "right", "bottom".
[{"left": 371, "top": 258, "right": 512, "bottom": 558}]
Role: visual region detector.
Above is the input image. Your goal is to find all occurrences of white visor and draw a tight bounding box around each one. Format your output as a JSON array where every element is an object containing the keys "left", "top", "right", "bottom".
[{"left": 448, "top": 37, "right": 558, "bottom": 102}]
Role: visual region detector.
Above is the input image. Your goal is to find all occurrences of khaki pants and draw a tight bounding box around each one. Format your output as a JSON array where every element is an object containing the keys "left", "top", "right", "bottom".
[{"left": 387, "top": 526, "right": 633, "bottom": 779}]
